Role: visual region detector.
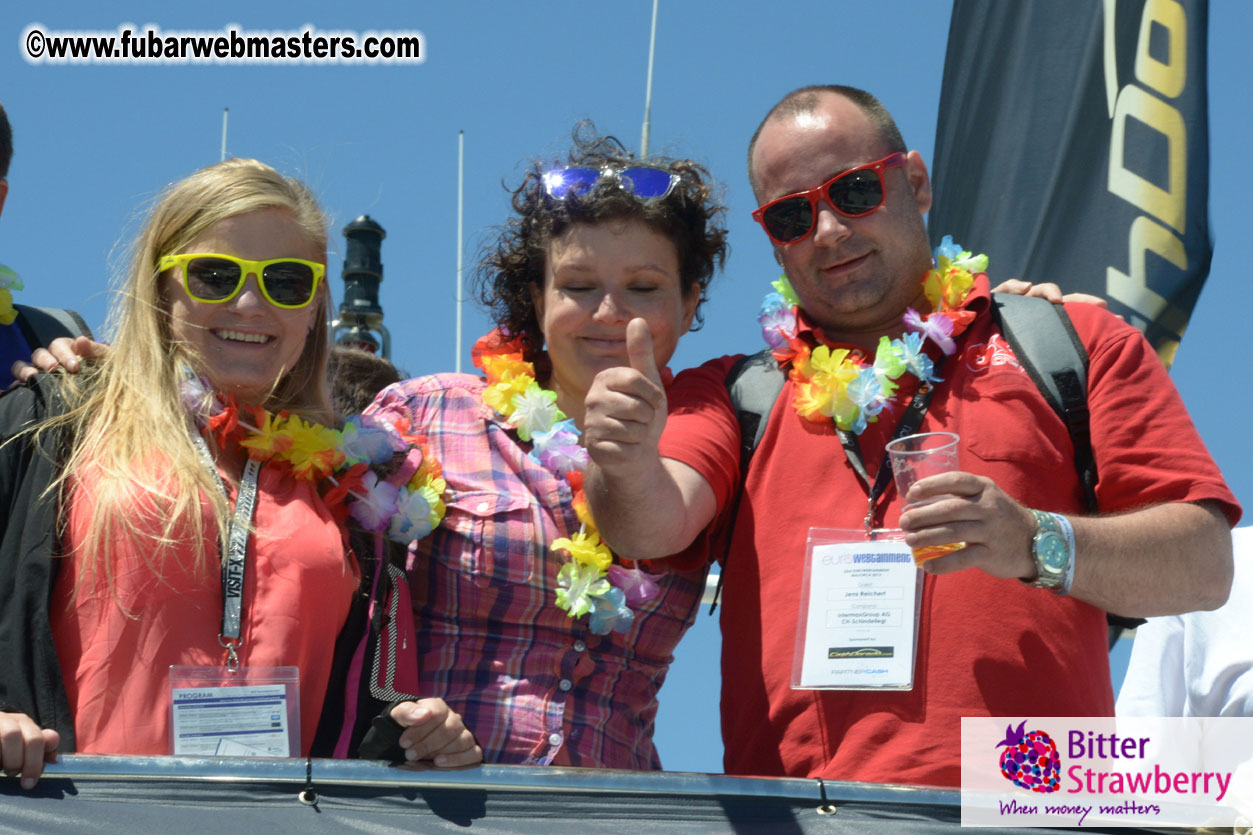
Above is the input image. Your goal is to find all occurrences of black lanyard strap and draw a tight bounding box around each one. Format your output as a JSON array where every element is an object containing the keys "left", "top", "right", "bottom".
[{"left": 837, "top": 355, "right": 948, "bottom": 536}]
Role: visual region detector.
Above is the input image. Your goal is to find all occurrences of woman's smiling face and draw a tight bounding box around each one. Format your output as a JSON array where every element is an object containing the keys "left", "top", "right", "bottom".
[
  {"left": 164, "top": 207, "right": 324, "bottom": 405},
  {"left": 531, "top": 219, "right": 698, "bottom": 418}
]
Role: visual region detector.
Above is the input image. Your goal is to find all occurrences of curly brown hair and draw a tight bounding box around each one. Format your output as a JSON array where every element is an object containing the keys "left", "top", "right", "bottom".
[{"left": 475, "top": 124, "right": 728, "bottom": 364}]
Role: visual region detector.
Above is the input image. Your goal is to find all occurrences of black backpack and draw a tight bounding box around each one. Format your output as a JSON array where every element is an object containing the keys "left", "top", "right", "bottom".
[
  {"left": 13, "top": 303, "right": 93, "bottom": 349},
  {"left": 719, "top": 293, "right": 1143, "bottom": 647}
]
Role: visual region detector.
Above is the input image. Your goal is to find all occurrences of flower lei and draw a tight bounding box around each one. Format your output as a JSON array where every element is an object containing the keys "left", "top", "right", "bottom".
[
  {"left": 180, "top": 371, "right": 446, "bottom": 545},
  {"left": 758, "top": 235, "right": 988, "bottom": 433},
  {"left": 0, "top": 264, "right": 23, "bottom": 326},
  {"left": 471, "top": 330, "right": 659, "bottom": 636}
]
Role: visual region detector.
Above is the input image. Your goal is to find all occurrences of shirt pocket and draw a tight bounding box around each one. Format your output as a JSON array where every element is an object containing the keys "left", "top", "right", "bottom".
[
  {"left": 439, "top": 490, "right": 542, "bottom": 587},
  {"left": 959, "top": 371, "right": 1069, "bottom": 472}
]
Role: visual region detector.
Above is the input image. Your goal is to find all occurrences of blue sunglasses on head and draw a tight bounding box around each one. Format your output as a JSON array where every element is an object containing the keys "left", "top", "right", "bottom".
[{"left": 541, "top": 165, "right": 681, "bottom": 200}]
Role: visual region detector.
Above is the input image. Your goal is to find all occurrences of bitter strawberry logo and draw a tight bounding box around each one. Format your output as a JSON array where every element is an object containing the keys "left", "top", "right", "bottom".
[{"left": 996, "top": 720, "right": 1061, "bottom": 793}]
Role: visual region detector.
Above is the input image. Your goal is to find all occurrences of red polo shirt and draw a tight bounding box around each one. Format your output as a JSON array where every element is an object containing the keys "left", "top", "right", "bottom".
[{"left": 659, "top": 276, "right": 1240, "bottom": 787}]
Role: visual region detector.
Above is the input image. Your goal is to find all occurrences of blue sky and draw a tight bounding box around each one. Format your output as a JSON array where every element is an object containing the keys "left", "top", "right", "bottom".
[{"left": 1, "top": 1, "right": 1247, "bottom": 774}]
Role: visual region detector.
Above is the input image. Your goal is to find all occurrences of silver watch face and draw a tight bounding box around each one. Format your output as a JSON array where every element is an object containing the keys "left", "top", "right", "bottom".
[{"left": 1036, "top": 531, "right": 1069, "bottom": 573}]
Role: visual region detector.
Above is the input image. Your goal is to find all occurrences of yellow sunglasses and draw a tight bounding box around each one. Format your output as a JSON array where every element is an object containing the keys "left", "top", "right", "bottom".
[{"left": 158, "top": 252, "right": 325, "bottom": 310}]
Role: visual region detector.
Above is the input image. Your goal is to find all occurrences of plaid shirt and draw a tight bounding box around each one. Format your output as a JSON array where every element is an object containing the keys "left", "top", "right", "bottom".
[{"left": 369, "top": 374, "right": 705, "bottom": 768}]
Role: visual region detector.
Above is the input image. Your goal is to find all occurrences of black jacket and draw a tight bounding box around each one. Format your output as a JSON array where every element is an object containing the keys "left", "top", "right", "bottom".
[{"left": 0, "top": 375, "right": 76, "bottom": 748}]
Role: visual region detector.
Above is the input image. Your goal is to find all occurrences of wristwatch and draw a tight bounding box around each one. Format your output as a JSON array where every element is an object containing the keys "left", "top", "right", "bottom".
[{"left": 1024, "top": 509, "right": 1072, "bottom": 591}]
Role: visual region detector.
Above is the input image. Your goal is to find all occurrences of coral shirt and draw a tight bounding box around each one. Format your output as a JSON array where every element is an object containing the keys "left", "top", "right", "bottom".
[
  {"left": 51, "top": 460, "right": 357, "bottom": 756},
  {"left": 659, "top": 276, "right": 1241, "bottom": 787}
]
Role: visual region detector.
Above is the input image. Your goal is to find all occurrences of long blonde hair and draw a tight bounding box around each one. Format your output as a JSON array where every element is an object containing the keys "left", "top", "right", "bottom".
[{"left": 46, "top": 158, "right": 333, "bottom": 590}]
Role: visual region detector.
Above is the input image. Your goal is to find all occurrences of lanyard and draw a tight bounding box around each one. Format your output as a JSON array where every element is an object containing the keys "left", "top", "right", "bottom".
[
  {"left": 837, "top": 355, "right": 948, "bottom": 537},
  {"left": 190, "top": 429, "right": 262, "bottom": 672}
]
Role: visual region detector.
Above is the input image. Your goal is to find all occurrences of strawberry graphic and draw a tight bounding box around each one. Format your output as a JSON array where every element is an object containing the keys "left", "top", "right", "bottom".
[{"left": 996, "top": 720, "right": 1061, "bottom": 793}]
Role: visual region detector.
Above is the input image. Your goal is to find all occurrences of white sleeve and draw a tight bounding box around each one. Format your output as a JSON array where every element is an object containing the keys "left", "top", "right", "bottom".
[
  {"left": 1115, "top": 613, "right": 1186, "bottom": 716},
  {"left": 1116, "top": 526, "right": 1252, "bottom": 718}
]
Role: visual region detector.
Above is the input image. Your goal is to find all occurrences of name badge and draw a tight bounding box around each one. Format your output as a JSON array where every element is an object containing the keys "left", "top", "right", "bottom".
[
  {"left": 170, "top": 665, "right": 300, "bottom": 756},
  {"left": 791, "top": 528, "right": 923, "bottom": 690}
]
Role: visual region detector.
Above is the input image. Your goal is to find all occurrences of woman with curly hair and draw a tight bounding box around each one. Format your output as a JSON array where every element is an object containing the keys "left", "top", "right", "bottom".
[{"left": 366, "top": 126, "right": 727, "bottom": 768}]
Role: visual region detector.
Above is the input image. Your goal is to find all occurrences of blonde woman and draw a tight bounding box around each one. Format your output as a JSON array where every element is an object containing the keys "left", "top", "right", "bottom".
[{"left": 0, "top": 159, "right": 478, "bottom": 788}]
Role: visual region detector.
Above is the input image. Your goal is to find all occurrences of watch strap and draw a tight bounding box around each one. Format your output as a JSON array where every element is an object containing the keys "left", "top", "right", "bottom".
[
  {"left": 1053, "top": 512, "right": 1076, "bottom": 595},
  {"left": 1023, "top": 509, "right": 1073, "bottom": 592}
]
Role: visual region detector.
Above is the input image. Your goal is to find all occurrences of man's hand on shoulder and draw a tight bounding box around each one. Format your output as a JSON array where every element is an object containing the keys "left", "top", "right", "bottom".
[
  {"left": 992, "top": 278, "right": 1108, "bottom": 309},
  {"left": 8, "top": 335, "right": 109, "bottom": 386}
]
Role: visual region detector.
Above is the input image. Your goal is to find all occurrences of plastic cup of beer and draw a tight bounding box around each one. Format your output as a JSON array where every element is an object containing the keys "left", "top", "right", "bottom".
[{"left": 885, "top": 431, "right": 966, "bottom": 565}]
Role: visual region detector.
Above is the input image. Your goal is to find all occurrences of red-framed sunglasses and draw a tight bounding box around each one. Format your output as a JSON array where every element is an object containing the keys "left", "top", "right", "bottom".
[{"left": 751, "top": 151, "right": 906, "bottom": 246}]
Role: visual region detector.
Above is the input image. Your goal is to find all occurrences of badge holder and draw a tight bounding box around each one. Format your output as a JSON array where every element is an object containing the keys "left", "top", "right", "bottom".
[
  {"left": 169, "top": 664, "right": 301, "bottom": 757},
  {"left": 790, "top": 527, "right": 924, "bottom": 690}
]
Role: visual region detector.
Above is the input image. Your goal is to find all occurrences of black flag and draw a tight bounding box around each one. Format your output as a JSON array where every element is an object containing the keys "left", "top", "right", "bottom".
[{"left": 928, "top": 0, "right": 1210, "bottom": 366}]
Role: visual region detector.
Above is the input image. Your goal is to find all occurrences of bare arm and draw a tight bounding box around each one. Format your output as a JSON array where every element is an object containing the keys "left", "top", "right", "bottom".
[
  {"left": 583, "top": 319, "right": 717, "bottom": 560},
  {"left": 1068, "top": 500, "right": 1231, "bottom": 615},
  {"left": 900, "top": 472, "right": 1232, "bottom": 616},
  {"left": 586, "top": 456, "right": 716, "bottom": 561}
]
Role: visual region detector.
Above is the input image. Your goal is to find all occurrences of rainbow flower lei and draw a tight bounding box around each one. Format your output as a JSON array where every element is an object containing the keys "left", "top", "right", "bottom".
[
  {"left": 758, "top": 236, "right": 988, "bottom": 433},
  {"left": 180, "top": 370, "right": 446, "bottom": 545},
  {"left": 472, "top": 330, "right": 659, "bottom": 636},
  {"left": 0, "top": 264, "right": 23, "bottom": 326}
]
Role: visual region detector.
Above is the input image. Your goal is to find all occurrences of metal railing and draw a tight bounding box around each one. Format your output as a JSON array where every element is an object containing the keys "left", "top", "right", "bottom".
[{"left": 2, "top": 755, "right": 964, "bottom": 833}]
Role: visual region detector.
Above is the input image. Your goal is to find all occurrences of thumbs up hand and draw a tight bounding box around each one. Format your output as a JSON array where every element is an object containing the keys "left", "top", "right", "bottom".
[
  {"left": 625, "top": 317, "right": 663, "bottom": 386},
  {"left": 583, "top": 318, "right": 669, "bottom": 479}
]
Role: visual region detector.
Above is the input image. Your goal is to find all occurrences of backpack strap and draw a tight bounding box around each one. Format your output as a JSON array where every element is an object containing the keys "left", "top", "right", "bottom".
[
  {"left": 711, "top": 348, "right": 786, "bottom": 613},
  {"left": 991, "top": 292, "right": 1143, "bottom": 644},
  {"left": 13, "top": 304, "right": 94, "bottom": 349},
  {"left": 726, "top": 348, "right": 786, "bottom": 478},
  {"left": 991, "top": 293, "right": 1096, "bottom": 513}
]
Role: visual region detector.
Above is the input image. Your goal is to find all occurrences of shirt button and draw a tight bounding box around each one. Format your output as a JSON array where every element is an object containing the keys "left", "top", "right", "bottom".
[
  {"left": 573, "top": 640, "right": 587, "bottom": 652},
  {"left": 559, "top": 679, "right": 572, "bottom": 691},
  {"left": 548, "top": 733, "right": 563, "bottom": 746},
  {"left": 476, "top": 501, "right": 490, "bottom": 513}
]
